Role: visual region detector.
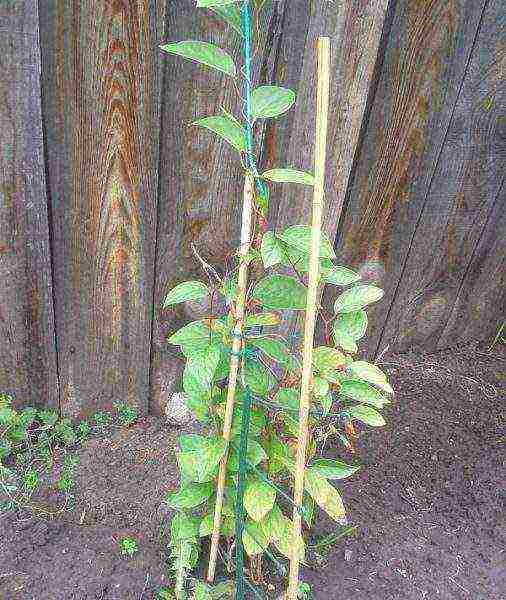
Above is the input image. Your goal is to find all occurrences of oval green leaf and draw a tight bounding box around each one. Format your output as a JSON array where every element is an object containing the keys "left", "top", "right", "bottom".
[
  {"left": 334, "top": 310, "right": 368, "bottom": 340},
  {"left": 334, "top": 284, "right": 384, "bottom": 313},
  {"left": 252, "top": 275, "right": 307, "bottom": 310},
  {"left": 348, "top": 404, "right": 386, "bottom": 427},
  {"left": 162, "top": 281, "right": 209, "bottom": 308},
  {"left": 277, "top": 225, "right": 335, "bottom": 259},
  {"left": 193, "top": 115, "right": 246, "bottom": 152},
  {"left": 248, "top": 337, "right": 291, "bottom": 365},
  {"left": 260, "top": 231, "right": 285, "bottom": 268},
  {"left": 332, "top": 326, "right": 358, "bottom": 353},
  {"left": 310, "top": 458, "right": 361, "bottom": 480},
  {"left": 244, "top": 477, "right": 276, "bottom": 522},
  {"left": 324, "top": 266, "right": 361, "bottom": 286},
  {"left": 177, "top": 434, "right": 227, "bottom": 483},
  {"left": 251, "top": 86, "right": 296, "bottom": 120},
  {"left": 159, "top": 41, "right": 236, "bottom": 77},
  {"left": 166, "top": 482, "right": 214, "bottom": 509},
  {"left": 339, "top": 379, "right": 391, "bottom": 408},
  {"left": 346, "top": 360, "right": 394, "bottom": 395},
  {"left": 261, "top": 168, "right": 315, "bottom": 186}
]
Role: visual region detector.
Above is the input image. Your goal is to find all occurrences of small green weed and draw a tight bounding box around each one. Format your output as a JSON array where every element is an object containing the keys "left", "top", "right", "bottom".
[{"left": 118, "top": 536, "right": 139, "bottom": 557}]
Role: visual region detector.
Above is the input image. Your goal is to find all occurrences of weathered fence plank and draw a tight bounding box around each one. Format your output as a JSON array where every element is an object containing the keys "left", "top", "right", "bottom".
[
  {"left": 378, "top": 2, "right": 506, "bottom": 352},
  {"left": 0, "top": 1, "right": 59, "bottom": 409},
  {"left": 39, "top": 1, "right": 165, "bottom": 417},
  {"left": 152, "top": 1, "right": 289, "bottom": 415},
  {"left": 329, "top": 0, "right": 488, "bottom": 358}
]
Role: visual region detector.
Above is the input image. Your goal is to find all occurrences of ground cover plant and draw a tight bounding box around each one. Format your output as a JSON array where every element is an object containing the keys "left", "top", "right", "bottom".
[
  {"left": 0, "top": 391, "right": 139, "bottom": 518},
  {"left": 159, "top": 1, "right": 394, "bottom": 598}
]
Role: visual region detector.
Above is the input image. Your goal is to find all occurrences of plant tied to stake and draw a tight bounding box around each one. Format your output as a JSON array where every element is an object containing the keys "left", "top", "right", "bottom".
[{"left": 160, "top": 2, "right": 394, "bottom": 598}]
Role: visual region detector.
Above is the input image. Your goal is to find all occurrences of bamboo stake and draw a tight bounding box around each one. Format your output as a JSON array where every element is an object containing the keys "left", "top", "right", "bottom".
[
  {"left": 287, "top": 37, "right": 331, "bottom": 600},
  {"left": 207, "top": 172, "right": 255, "bottom": 583}
]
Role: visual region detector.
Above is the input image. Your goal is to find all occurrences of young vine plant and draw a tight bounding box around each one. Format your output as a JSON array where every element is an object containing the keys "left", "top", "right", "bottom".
[{"left": 160, "top": 1, "right": 394, "bottom": 597}]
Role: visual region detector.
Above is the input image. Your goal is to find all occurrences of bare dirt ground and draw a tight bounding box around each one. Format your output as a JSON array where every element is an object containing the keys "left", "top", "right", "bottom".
[{"left": 0, "top": 342, "right": 504, "bottom": 600}]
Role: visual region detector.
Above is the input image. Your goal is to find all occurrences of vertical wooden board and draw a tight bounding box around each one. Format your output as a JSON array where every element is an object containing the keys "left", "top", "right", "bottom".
[
  {"left": 0, "top": 0, "right": 38, "bottom": 33},
  {"left": 0, "top": 1, "right": 59, "bottom": 410},
  {"left": 152, "top": 1, "right": 288, "bottom": 415},
  {"left": 378, "top": 3, "right": 505, "bottom": 352},
  {"left": 328, "top": 0, "right": 488, "bottom": 357},
  {"left": 439, "top": 182, "right": 504, "bottom": 349},
  {"left": 268, "top": 0, "right": 390, "bottom": 350},
  {"left": 39, "top": 1, "right": 165, "bottom": 418},
  {"left": 257, "top": 2, "right": 311, "bottom": 178}
]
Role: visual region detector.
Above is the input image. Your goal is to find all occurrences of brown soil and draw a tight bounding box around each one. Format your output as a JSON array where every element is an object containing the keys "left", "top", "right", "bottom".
[{"left": 0, "top": 342, "right": 504, "bottom": 600}]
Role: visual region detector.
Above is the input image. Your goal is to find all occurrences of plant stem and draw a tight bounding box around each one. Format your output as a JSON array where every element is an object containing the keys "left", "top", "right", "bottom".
[{"left": 287, "top": 37, "right": 331, "bottom": 600}]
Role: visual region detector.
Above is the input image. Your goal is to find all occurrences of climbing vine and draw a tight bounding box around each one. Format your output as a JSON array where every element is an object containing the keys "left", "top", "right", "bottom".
[{"left": 159, "top": 2, "right": 394, "bottom": 598}]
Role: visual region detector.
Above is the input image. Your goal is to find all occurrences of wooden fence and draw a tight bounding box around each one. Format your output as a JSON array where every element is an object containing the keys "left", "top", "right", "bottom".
[{"left": 0, "top": 0, "right": 504, "bottom": 416}]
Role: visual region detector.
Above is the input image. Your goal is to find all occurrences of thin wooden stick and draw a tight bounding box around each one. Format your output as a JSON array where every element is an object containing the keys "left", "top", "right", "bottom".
[
  {"left": 287, "top": 37, "right": 331, "bottom": 600},
  {"left": 207, "top": 173, "right": 255, "bottom": 583}
]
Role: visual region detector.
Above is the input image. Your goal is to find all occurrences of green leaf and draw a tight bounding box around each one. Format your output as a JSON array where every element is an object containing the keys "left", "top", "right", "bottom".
[
  {"left": 245, "top": 312, "right": 280, "bottom": 327},
  {"left": 166, "top": 483, "right": 214, "bottom": 509},
  {"left": 312, "top": 346, "right": 346, "bottom": 377},
  {"left": 168, "top": 321, "right": 220, "bottom": 356},
  {"left": 334, "top": 284, "right": 384, "bottom": 313},
  {"left": 261, "top": 505, "right": 304, "bottom": 559},
  {"left": 197, "top": 0, "right": 240, "bottom": 7},
  {"left": 244, "top": 477, "right": 276, "bottom": 521},
  {"left": 260, "top": 231, "right": 285, "bottom": 269},
  {"left": 252, "top": 275, "right": 307, "bottom": 310},
  {"left": 163, "top": 281, "right": 209, "bottom": 308},
  {"left": 248, "top": 337, "right": 291, "bottom": 365},
  {"left": 205, "top": 4, "right": 243, "bottom": 37},
  {"left": 310, "top": 458, "right": 361, "bottom": 480},
  {"left": 323, "top": 266, "right": 361, "bottom": 286},
  {"left": 333, "top": 310, "right": 368, "bottom": 340},
  {"left": 243, "top": 520, "right": 269, "bottom": 556},
  {"left": 339, "top": 379, "right": 390, "bottom": 409},
  {"left": 312, "top": 376, "right": 329, "bottom": 398},
  {"left": 244, "top": 361, "right": 275, "bottom": 396},
  {"left": 170, "top": 512, "right": 201, "bottom": 543},
  {"left": 199, "top": 514, "right": 235, "bottom": 538},
  {"left": 332, "top": 326, "right": 358, "bottom": 353},
  {"left": 273, "top": 388, "right": 299, "bottom": 411},
  {"left": 304, "top": 468, "right": 346, "bottom": 522},
  {"left": 346, "top": 361, "right": 394, "bottom": 395},
  {"left": 348, "top": 404, "right": 386, "bottom": 427},
  {"left": 251, "top": 86, "right": 296, "bottom": 120},
  {"left": 193, "top": 115, "right": 246, "bottom": 152},
  {"left": 177, "top": 434, "right": 227, "bottom": 483},
  {"left": 262, "top": 168, "right": 315, "bottom": 186},
  {"left": 302, "top": 494, "right": 315, "bottom": 528},
  {"left": 159, "top": 41, "right": 236, "bottom": 77},
  {"left": 227, "top": 440, "right": 267, "bottom": 472},
  {"left": 183, "top": 345, "right": 221, "bottom": 398},
  {"left": 277, "top": 225, "right": 335, "bottom": 259}
]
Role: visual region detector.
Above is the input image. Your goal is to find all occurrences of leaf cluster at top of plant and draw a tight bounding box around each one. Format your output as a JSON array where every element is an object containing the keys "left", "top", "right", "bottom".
[{"left": 158, "top": 1, "right": 395, "bottom": 597}]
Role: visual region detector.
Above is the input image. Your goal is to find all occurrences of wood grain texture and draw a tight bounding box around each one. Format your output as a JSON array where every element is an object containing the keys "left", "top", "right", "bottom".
[
  {"left": 329, "top": 0, "right": 489, "bottom": 357},
  {"left": 378, "top": 1, "right": 505, "bottom": 352},
  {"left": 39, "top": 1, "right": 165, "bottom": 417},
  {"left": 267, "top": 0, "right": 390, "bottom": 351},
  {"left": 152, "top": 1, "right": 289, "bottom": 415},
  {"left": 0, "top": 0, "right": 59, "bottom": 409}
]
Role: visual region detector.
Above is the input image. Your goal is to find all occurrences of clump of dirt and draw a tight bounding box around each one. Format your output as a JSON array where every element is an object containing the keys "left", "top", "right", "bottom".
[{"left": 0, "top": 342, "right": 504, "bottom": 600}]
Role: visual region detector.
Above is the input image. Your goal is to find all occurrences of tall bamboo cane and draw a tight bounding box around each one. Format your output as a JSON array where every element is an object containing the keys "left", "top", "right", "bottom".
[
  {"left": 287, "top": 37, "right": 331, "bottom": 600},
  {"left": 207, "top": 0, "right": 256, "bottom": 583}
]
